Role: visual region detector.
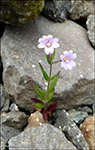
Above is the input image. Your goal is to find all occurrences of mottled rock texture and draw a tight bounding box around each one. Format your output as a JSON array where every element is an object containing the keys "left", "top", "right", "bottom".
[
  {"left": 54, "top": 109, "right": 89, "bottom": 150},
  {"left": 86, "top": 15, "right": 95, "bottom": 48},
  {"left": 8, "top": 123, "right": 77, "bottom": 150},
  {"left": 1, "top": 15, "right": 94, "bottom": 111},
  {"left": 80, "top": 116, "right": 95, "bottom": 150},
  {"left": 70, "top": 0, "right": 95, "bottom": 20},
  {"left": 42, "top": 0, "right": 71, "bottom": 22},
  {"left": 0, "top": 0, "right": 44, "bottom": 25},
  {"left": 1, "top": 111, "right": 28, "bottom": 131}
]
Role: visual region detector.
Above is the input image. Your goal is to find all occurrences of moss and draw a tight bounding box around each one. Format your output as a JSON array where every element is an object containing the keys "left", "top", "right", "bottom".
[{"left": 1, "top": 0, "right": 44, "bottom": 26}]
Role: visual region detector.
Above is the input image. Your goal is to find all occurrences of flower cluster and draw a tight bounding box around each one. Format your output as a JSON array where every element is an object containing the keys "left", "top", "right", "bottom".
[{"left": 30, "top": 35, "right": 77, "bottom": 121}]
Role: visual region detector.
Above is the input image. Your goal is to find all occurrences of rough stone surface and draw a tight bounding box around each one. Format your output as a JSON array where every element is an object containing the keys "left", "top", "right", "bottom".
[
  {"left": 1, "top": 99, "right": 10, "bottom": 112},
  {"left": 24, "top": 111, "right": 44, "bottom": 130},
  {"left": 0, "top": 136, "right": 7, "bottom": 150},
  {"left": 0, "top": 84, "right": 9, "bottom": 109},
  {"left": 1, "top": 111, "right": 28, "bottom": 130},
  {"left": 80, "top": 116, "right": 95, "bottom": 150},
  {"left": 0, "top": 124, "right": 20, "bottom": 143},
  {"left": 1, "top": 15, "right": 94, "bottom": 111},
  {"left": 42, "top": 0, "right": 71, "bottom": 22},
  {"left": 8, "top": 123, "right": 77, "bottom": 150},
  {"left": 54, "top": 109, "right": 89, "bottom": 150},
  {"left": 75, "top": 106, "right": 92, "bottom": 113},
  {"left": 86, "top": 15, "right": 95, "bottom": 48},
  {"left": 9, "top": 103, "right": 19, "bottom": 112},
  {"left": 67, "top": 109, "right": 88, "bottom": 124},
  {"left": 0, "top": 0, "right": 44, "bottom": 25},
  {"left": 70, "top": 0, "right": 95, "bottom": 20}
]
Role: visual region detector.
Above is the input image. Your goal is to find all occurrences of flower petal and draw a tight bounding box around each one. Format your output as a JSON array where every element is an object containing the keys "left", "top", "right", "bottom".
[
  {"left": 53, "top": 38, "right": 59, "bottom": 43},
  {"left": 44, "top": 47, "right": 54, "bottom": 55},
  {"left": 38, "top": 43, "right": 45, "bottom": 48}
]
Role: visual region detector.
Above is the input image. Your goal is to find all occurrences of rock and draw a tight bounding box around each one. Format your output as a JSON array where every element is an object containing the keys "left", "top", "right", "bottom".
[
  {"left": 1, "top": 15, "right": 94, "bottom": 111},
  {"left": 75, "top": 106, "right": 92, "bottom": 113},
  {"left": 80, "top": 116, "right": 95, "bottom": 150},
  {"left": 67, "top": 109, "right": 88, "bottom": 124},
  {"left": 1, "top": 99, "right": 10, "bottom": 112},
  {"left": 24, "top": 111, "right": 44, "bottom": 130},
  {"left": 54, "top": 109, "right": 89, "bottom": 150},
  {"left": 8, "top": 123, "right": 77, "bottom": 150},
  {"left": 0, "top": 136, "right": 7, "bottom": 150},
  {"left": 70, "top": 0, "right": 95, "bottom": 20},
  {"left": 1, "top": 111, "right": 28, "bottom": 131},
  {"left": 9, "top": 103, "right": 19, "bottom": 112},
  {"left": 0, "top": 84, "right": 9, "bottom": 109},
  {"left": 86, "top": 15, "right": 95, "bottom": 48},
  {"left": 0, "top": 124, "right": 20, "bottom": 144},
  {"left": 0, "top": 0, "right": 44, "bottom": 26},
  {"left": 92, "top": 101, "right": 95, "bottom": 113},
  {"left": 42, "top": 0, "right": 71, "bottom": 22}
]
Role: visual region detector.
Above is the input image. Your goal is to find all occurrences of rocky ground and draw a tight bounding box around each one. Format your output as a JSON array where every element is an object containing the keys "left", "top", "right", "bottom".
[{"left": 0, "top": 0, "right": 95, "bottom": 150}]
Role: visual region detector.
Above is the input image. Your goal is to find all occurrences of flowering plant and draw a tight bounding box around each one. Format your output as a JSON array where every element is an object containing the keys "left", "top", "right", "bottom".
[{"left": 30, "top": 35, "right": 77, "bottom": 121}]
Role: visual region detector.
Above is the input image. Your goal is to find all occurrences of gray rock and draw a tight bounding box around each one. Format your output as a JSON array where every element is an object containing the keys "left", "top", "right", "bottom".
[
  {"left": 92, "top": 101, "right": 95, "bottom": 113},
  {"left": 1, "top": 99, "right": 10, "bottom": 112},
  {"left": 0, "top": 0, "right": 44, "bottom": 26},
  {"left": 70, "top": 0, "right": 95, "bottom": 20},
  {"left": 1, "top": 111, "right": 28, "bottom": 130},
  {"left": 67, "top": 109, "right": 88, "bottom": 124},
  {"left": 54, "top": 109, "right": 89, "bottom": 150},
  {"left": 8, "top": 123, "right": 77, "bottom": 150},
  {"left": 86, "top": 15, "right": 95, "bottom": 48},
  {"left": 75, "top": 106, "right": 92, "bottom": 113},
  {"left": 0, "top": 136, "right": 7, "bottom": 150},
  {"left": 0, "top": 124, "right": 20, "bottom": 143},
  {"left": 1, "top": 15, "right": 94, "bottom": 111},
  {"left": 0, "top": 84, "right": 9, "bottom": 109},
  {"left": 42, "top": 0, "right": 72, "bottom": 22},
  {"left": 9, "top": 103, "right": 19, "bottom": 112}
]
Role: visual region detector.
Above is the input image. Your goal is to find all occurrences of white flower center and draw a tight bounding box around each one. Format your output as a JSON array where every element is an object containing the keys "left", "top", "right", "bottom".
[
  {"left": 46, "top": 41, "right": 51, "bottom": 47},
  {"left": 64, "top": 57, "right": 69, "bottom": 62}
]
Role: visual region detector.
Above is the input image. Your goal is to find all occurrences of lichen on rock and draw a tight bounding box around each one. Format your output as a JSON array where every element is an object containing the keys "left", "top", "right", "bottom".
[{"left": 0, "top": 0, "right": 44, "bottom": 26}]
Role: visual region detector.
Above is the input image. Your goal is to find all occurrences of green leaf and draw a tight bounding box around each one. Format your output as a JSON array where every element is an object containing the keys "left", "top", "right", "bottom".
[
  {"left": 50, "top": 49, "right": 55, "bottom": 62},
  {"left": 39, "top": 63, "right": 49, "bottom": 81},
  {"left": 47, "top": 90, "right": 54, "bottom": 101},
  {"left": 50, "top": 74, "right": 58, "bottom": 80},
  {"left": 48, "top": 71, "right": 60, "bottom": 93},
  {"left": 34, "top": 103, "right": 45, "bottom": 109},
  {"left": 30, "top": 82, "right": 47, "bottom": 100},
  {"left": 46, "top": 55, "right": 50, "bottom": 64}
]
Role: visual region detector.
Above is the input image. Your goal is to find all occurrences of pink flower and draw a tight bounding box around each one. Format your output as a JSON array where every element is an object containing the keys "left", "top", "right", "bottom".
[
  {"left": 60, "top": 50, "right": 77, "bottom": 70},
  {"left": 37, "top": 35, "right": 60, "bottom": 55}
]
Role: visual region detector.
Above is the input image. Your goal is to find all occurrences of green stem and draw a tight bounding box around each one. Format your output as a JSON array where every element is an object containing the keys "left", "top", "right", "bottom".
[
  {"left": 47, "top": 63, "right": 52, "bottom": 93},
  {"left": 44, "top": 55, "right": 52, "bottom": 102}
]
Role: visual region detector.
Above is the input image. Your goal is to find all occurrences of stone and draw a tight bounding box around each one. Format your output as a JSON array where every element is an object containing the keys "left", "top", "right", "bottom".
[
  {"left": 0, "top": 0, "right": 44, "bottom": 26},
  {"left": 92, "top": 101, "right": 95, "bottom": 113},
  {"left": 24, "top": 111, "right": 44, "bottom": 130},
  {"left": 9, "top": 103, "right": 19, "bottom": 112},
  {"left": 0, "top": 136, "right": 7, "bottom": 150},
  {"left": 1, "top": 111, "right": 28, "bottom": 131},
  {"left": 86, "top": 15, "right": 95, "bottom": 48},
  {"left": 1, "top": 15, "right": 94, "bottom": 111},
  {"left": 8, "top": 123, "right": 77, "bottom": 150},
  {"left": 54, "top": 109, "right": 89, "bottom": 150},
  {"left": 0, "top": 124, "right": 20, "bottom": 143},
  {"left": 75, "top": 106, "right": 92, "bottom": 113},
  {"left": 0, "top": 84, "right": 9, "bottom": 109},
  {"left": 67, "top": 109, "right": 88, "bottom": 124},
  {"left": 70, "top": 0, "right": 95, "bottom": 20},
  {"left": 42, "top": 0, "right": 71, "bottom": 22},
  {"left": 1, "top": 99, "right": 10, "bottom": 112},
  {"left": 80, "top": 116, "right": 95, "bottom": 150}
]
